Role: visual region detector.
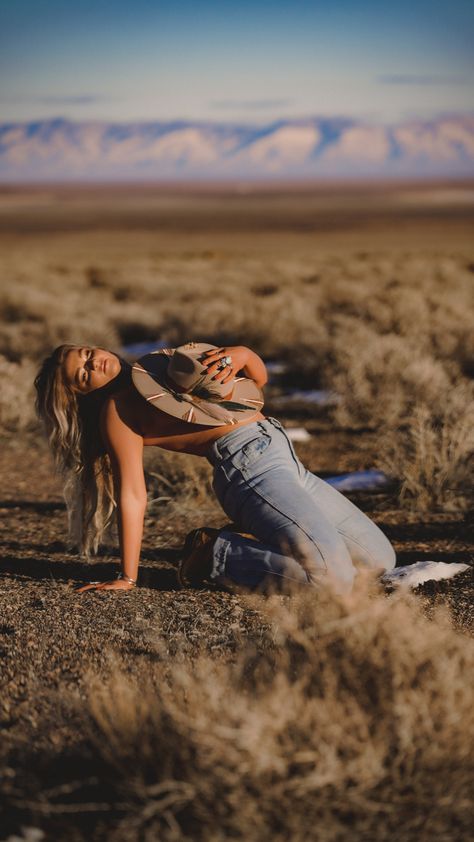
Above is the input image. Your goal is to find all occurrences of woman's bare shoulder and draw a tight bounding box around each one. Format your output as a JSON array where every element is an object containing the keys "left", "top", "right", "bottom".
[{"left": 100, "top": 388, "right": 144, "bottom": 440}]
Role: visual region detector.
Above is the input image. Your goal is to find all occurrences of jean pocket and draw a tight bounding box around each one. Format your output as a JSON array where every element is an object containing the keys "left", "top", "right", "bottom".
[{"left": 230, "top": 433, "right": 271, "bottom": 472}]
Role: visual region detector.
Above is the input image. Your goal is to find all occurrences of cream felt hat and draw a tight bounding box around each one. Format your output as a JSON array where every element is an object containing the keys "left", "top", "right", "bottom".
[{"left": 131, "top": 342, "right": 264, "bottom": 427}]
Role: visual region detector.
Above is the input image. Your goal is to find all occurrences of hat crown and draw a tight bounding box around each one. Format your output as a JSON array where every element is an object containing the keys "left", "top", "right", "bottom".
[
  {"left": 131, "top": 342, "right": 264, "bottom": 427},
  {"left": 167, "top": 346, "right": 231, "bottom": 397}
]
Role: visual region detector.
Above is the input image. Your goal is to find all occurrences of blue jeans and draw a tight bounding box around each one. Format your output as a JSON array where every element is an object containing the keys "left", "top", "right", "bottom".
[{"left": 207, "top": 418, "right": 396, "bottom": 594}]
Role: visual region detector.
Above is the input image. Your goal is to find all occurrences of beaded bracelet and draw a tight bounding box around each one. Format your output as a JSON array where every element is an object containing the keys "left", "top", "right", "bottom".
[{"left": 117, "top": 572, "right": 137, "bottom": 586}]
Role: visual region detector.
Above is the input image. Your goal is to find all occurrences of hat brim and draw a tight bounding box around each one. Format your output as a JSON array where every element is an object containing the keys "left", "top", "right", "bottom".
[{"left": 132, "top": 347, "right": 264, "bottom": 427}]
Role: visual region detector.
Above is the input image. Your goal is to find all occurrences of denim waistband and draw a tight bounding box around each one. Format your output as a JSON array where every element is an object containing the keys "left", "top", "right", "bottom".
[{"left": 207, "top": 417, "right": 283, "bottom": 466}]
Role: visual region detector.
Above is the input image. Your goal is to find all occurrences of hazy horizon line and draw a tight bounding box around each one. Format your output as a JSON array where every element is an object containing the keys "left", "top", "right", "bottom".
[{"left": 2, "top": 110, "right": 474, "bottom": 129}]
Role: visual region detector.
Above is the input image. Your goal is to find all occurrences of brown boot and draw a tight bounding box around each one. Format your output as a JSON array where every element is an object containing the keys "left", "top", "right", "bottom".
[{"left": 178, "top": 527, "right": 220, "bottom": 588}]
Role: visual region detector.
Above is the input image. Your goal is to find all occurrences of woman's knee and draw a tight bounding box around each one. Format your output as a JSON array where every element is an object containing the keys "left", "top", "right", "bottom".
[
  {"left": 377, "top": 534, "right": 396, "bottom": 571},
  {"left": 366, "top": 524, "right": 396, "bottom": 571},
  {"left": 349, "top": 529, "right": 396, "bottom": 572},
  {"left": 288, "top": 530, "right": 356, "bottom": 593}
]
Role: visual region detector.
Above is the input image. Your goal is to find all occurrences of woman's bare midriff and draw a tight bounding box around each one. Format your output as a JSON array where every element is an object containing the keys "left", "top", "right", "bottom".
[
  {"left": 143, "top": 414, "right": 267, "bottom": 456},
  {"left": 114, "top": 387, "right": 266, "bottom": 457}
]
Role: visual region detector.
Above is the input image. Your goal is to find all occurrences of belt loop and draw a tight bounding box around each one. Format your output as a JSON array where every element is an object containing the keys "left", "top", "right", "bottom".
[
  {"left": 267, "top": 416, "right": 282, "bottom": 430},
  {"left": 208, "top": 438, "right": 221, "bottom": 465}
]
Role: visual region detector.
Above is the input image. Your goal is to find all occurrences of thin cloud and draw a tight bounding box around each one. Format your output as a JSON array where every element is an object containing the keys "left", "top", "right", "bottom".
[
  {"left": 0, "top": 94, "right": 114, "bottom": 105},
  {"left": 38, "top": 95, "right": 111, "bottom": 105},
  {"left": 377, "top": 74, "right": 466, "bottom": 86},
  {"left": 211, "top": 98, "right": 294, "bottom": 111}
]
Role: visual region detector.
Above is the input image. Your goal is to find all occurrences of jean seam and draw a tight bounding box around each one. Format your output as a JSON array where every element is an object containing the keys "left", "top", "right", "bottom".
[
  {"left": 214, "top": 530, "right": 316, "bottom": 587},
  {"left": 216, "top": 462, "right": 232, "bottom": 483},
  {"left": 238, "top": 471, "right": 329, "bottom": 571},
  {"left": 272, "top": 423, "right": 303, "bottom": 476},
  {"left": 337, "top": 528, "right": 379, "bottom": 566}
]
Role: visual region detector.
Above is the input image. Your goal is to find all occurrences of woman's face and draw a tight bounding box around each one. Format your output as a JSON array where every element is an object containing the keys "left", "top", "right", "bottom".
[{"left": 63, "top": 346, "right": 121, "bottom": 394}]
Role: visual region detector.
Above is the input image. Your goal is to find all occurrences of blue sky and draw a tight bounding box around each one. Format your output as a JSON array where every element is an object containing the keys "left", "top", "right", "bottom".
[{"left": 0, "top": 0, "right": 473, "bottom": 125}]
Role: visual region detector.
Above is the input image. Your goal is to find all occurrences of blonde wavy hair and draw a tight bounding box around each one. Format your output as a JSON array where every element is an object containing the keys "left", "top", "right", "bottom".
[{"left": 34, "top": 345, "right": 116, "bottom": 556}]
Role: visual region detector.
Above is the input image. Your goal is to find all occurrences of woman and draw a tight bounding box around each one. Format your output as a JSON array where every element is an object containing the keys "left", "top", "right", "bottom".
[{"left": 34, "top": 342, "right": 396, "bottom": 594}]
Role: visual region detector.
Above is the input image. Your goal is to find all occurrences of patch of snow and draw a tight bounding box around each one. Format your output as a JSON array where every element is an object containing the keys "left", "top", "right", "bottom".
[
  {"left": 323, "top": 125, "right": 390, "bottom": 162},
  {"left": 1, "top": 115, "right": 473, "bottom": 179},
  {"left": 241, "top": 125, "right": 320, "bottom": 169},
  {"left": 286, "top": 427, "right": 312, "bottom": 442},
  {"left": 326, "top": 470, "right": 391, "bottom": 492},
  {"left": 265, "top": 361, "right": 288, "bottom": 376},
  {"left": 273, "top": 389, "right": 340, "bottom": 407},
  {"left": 120, "top": 341, "right": 168, "bottom": 358},
  {"left": 381, "top": 561, "right": 469, "bottom": 589},
  {"left": 2, "top": 828, "right": 45, "bottom": 842}
]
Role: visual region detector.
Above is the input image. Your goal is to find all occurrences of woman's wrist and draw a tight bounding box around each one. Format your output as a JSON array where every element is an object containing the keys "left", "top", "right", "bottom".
[{"left": 117, "top": 571, "right": 137, "bottom": 586}]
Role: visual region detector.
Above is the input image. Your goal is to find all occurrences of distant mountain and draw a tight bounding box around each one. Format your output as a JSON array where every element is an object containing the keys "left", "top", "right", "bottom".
[{"left": 0, "top": 114, "right": 473, "bottom": 180}]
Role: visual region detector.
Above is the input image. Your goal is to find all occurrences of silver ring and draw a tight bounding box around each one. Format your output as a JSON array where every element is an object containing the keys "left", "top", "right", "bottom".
[{"left": 217, "top": 355, "right": 232, "bottom": 370}]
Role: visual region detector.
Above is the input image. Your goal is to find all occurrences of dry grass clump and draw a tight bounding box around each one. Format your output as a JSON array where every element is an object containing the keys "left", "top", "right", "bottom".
[
  {"left": 71, "top": 580, "right": 474, "bottom": 840},
  {"left": 377, "top": 390, "right": 474, "bottom": 511},
  {"left": 329, "top": 321, "right": 459, "bottom": 428},
  {"left": 313, "top": 265, "right": 473, "bottom": 428},
  {"left": 0, "top": 354, "right": 38, "bottom": 431},
  {"left": 144, "top": 447, "right": 215, "bottom": 515},
  {"left": 1, "top": 244, "right": 472, "bottom": 430},
  {"left": 0, "top": 278, "right": 121, "bottom": 363},
  {"left": 1, "top": 220, "right": 473, "bottom": 517},
  {"left": 317, "top": 263, "right": 474, "bottom": 369}
]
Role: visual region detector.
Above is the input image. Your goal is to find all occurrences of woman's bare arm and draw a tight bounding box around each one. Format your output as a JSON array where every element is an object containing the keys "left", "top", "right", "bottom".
[
  {"left": 77, "top": 396, "right": 147, "bottom": 592},
  {"left": 203, "top": 345, "right": 268, "bottom": 389}
]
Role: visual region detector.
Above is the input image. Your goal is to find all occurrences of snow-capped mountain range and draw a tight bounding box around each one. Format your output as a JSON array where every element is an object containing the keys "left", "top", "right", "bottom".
[{"left": 1, "top": 114, "right": 473, "bottom": 180}]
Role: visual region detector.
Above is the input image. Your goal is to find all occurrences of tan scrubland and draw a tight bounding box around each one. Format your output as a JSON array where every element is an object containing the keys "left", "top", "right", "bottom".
[{"left": 1, "top": 185, "right": 472, "bottom": 510}]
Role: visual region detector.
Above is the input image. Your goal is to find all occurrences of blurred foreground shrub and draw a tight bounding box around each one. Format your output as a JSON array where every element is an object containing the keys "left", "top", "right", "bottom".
[{"left": 43, "top": 581, "right": 473, "bottom": 841}]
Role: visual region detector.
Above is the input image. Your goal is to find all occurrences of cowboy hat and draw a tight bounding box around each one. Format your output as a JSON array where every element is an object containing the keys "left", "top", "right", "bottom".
[{"left": 132, "top": 342, "right": 264, "bottom": 427}]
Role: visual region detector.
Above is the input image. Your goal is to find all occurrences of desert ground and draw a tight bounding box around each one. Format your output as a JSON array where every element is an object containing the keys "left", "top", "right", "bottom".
[{"left": 0, "top": 183, "right": 473, "bottom": 841}]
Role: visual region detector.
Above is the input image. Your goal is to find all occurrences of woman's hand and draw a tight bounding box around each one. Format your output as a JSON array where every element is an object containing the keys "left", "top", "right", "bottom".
[
  {"left": 202, "top": 346, "right": 250, "bottom": 385},
  {"left": 202, "top": 346, "right": 268, "bottom": 389},
  {"left": 75, "top": 579, "right": 136, "bottom": 593}
]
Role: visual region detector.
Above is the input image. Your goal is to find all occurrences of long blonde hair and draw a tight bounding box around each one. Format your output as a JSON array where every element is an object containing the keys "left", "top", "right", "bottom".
[{"left": 34, "top": 345, "right": 116, "bottom": 555}]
